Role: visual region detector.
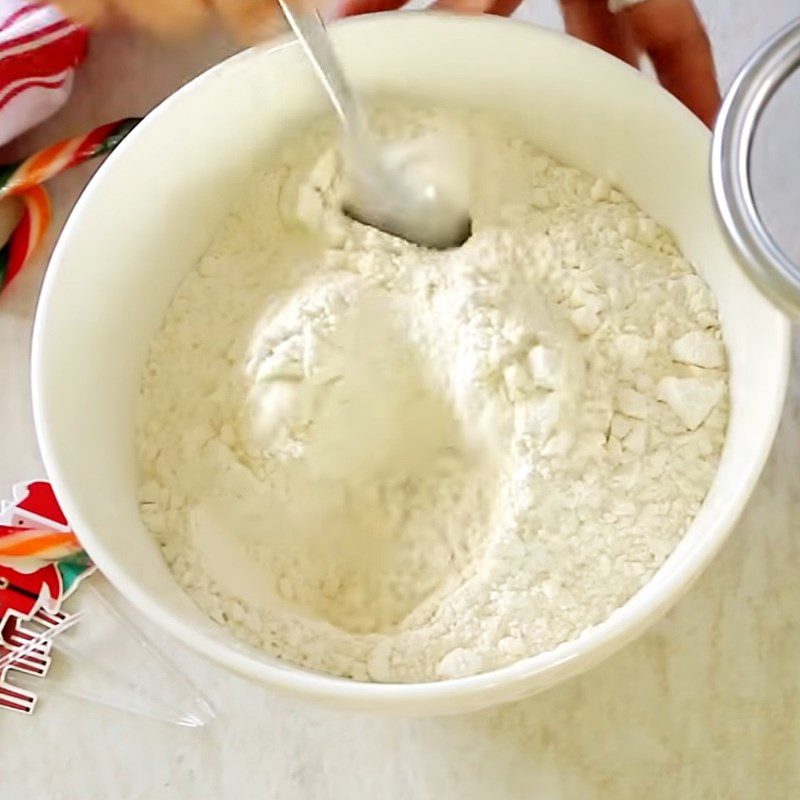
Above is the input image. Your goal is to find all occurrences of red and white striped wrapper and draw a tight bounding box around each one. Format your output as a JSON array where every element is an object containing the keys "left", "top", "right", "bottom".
[{"left": 0, "top": 2, "right": 88, "bottom": 147}]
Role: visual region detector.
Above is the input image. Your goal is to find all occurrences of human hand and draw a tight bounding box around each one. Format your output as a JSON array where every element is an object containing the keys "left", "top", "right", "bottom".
[
  {"left": 50, "top": 0, "right": 285, "bottom": 42},
  {"left": 337, "top": 0, "right": 721, "bottom": 127}
]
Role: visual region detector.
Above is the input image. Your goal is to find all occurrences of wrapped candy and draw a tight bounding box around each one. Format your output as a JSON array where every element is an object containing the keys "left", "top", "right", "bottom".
[
  {"left": 0, "top": 2, "right": 89, "bottom": 147},
  {"left": 0, "top": 4, "right": 139, "bottom": 292},
  {"left": 0, "top": 117, "right": 140, "bottom": 291},
  {"left": 0, "top": 523, "right": 82, "bottom": 562}
]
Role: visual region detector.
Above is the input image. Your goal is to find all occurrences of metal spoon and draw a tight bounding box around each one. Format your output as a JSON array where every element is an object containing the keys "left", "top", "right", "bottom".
[{"left": 275, "top": 1, "right": 472, "bottom": 250}]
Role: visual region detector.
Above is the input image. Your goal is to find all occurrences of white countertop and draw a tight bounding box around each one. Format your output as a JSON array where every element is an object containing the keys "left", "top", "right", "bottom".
[{"left": 2, "top": 2, "right": 800, "bottom": 797}]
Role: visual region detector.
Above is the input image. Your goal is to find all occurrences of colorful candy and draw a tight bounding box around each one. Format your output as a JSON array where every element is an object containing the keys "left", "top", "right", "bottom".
[
  {"left": 0, "top": 117, "right": 141, "bottom": 292},
  {"left": 0, "top": 524, "right": 82, "bottom": 562},
  {"left": 0, "top": 118, "right": 140, "bottom": 200},
  {"left": 0, "top": 186, "right": 50, "bottom": 290}
]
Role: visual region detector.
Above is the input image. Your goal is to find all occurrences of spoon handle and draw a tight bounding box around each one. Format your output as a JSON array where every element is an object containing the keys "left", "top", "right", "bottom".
[{"left": 275, "top": 1, "right": 366, "bottom": 143}]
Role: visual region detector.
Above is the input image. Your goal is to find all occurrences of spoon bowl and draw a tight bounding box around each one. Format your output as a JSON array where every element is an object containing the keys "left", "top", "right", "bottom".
[
  {"left": 277, "top": 1, "right": 471, "bottom": 249},
  {"left": 343, "top": 134, "right": 472, "bottom": 249}
]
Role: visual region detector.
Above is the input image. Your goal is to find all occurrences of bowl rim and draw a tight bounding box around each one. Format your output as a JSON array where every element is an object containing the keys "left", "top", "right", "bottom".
[{"left": 31, "top": 12, "right": 792, "bottom": 710}]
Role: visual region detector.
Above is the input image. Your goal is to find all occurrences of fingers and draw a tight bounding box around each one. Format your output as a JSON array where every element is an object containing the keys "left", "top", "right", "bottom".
[
  {"left": 50, "top": 0, "right": 110, "bottom": 26},
  {"left": 334, "top": 0, "right": 405, "bottom": 17},
  {"left": 431, "top": 0, "right": 494, "bottom": 13},
  {"left": 556, "top": 0, "right": 719, "bottom": 127},
  {"left": 211, "top": 0, "right": 285, "bottom": 43},
  {"left": 110, "top": 0, "right": 208, "bottom": 36},
  {"left": 558, "top": 0, "right": 638, "bottom": 66},
  {"left": 338, "top": 0, "right": 493, "bottom": 14},
  {"left": 621, "top": 0, "right": 720, "bottom": 126},
  {"left": 484, "top": 0, "right": 524, "bottom": 16},
  {"left": 56, "top": 0, "right": 286, "bottom": 42},
  {"left": 337, "top": 0, "right": 494, "bottom": 19}
]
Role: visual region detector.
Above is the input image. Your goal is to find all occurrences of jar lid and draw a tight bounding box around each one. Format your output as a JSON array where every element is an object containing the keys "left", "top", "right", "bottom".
[{"left": 712, "top": 17, "right": 800, "bottom": 318}]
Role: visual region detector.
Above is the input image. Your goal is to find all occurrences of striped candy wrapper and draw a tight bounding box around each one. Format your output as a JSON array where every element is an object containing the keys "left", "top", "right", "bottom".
[
  {"left": 0, "top": 117, "right": 140, "bottom": 292},
  {"left": 0, "top": 183, "right": 49, "bottom": 289},
  {"left": 0, "top": 523, "right": 81, "bottom": 561},
  {"left": 0, "top": 117, "right": 140, "bottom": 198},
  {"left": 0, "top": 2, "right": 97, "bottom": 292},
  {"left": 0, "top": 2, "right": 88, "bottom": 147}
]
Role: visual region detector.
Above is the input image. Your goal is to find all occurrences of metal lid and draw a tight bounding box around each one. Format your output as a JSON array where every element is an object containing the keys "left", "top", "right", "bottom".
[{"left": 712, "top": 17, "right": 800, "bottom": 317}]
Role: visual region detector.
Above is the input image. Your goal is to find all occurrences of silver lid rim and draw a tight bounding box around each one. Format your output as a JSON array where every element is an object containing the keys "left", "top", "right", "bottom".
[{"left": 711, "top": 17, "right": 800, "bottom": 318}]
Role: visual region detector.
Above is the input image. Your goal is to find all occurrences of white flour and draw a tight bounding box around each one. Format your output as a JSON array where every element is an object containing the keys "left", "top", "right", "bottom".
[{"left": 136, "top": 106, "right": 728, "bottom": 682}]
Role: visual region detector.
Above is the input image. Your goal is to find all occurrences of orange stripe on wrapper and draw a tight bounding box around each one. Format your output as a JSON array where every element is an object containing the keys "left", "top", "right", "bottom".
[
  {"left": 0, "top": 119, "right": 139, "bottom": 294},
  {"left": 10, "top": 137, "right": 80, "bottom": 194},
  {"left": 0, "top": 119, "right": 140, "bottom": 202},
  {"left": 2, "top": 184, "right": 49, "bottom": 286},
  {"left": 0, "top": 530, "right": 80, "bottom": 558}
]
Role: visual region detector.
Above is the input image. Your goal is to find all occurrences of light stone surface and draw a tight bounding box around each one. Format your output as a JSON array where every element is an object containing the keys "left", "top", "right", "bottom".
[{"left": 2, "top": 2, "right": 800, "bottom": 797}]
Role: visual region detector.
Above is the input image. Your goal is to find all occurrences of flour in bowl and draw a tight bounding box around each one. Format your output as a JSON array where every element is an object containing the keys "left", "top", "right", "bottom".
[{"left": 136, "top": 106, "right": 728, "bottom": 682}]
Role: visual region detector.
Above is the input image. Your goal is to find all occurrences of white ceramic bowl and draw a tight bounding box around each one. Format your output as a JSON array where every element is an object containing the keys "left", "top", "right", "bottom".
[{"left": 32, "top": 13, "right": 790, "bottom": 715}]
